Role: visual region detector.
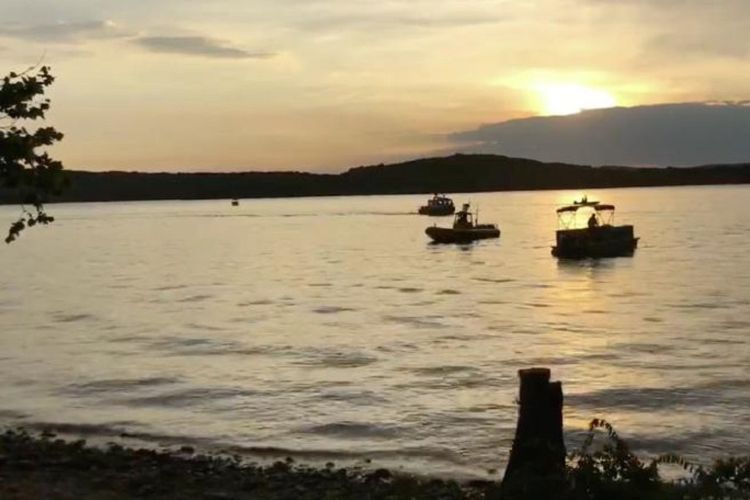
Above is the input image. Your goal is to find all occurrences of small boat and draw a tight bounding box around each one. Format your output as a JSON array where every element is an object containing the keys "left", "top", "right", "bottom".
[
  {"left": 426, "top": 203, "right": 500, "bottom": 243},
  {"left": 551, "top": 200, "right": 639, "bottom": 258},
  {"left": 418, "top": 194, "right": 455, "bottom": 216},
  {"left": 573, "top": 195, "right": 599, "bottom": 206},
  {"left": 231, "top": 199, "right": 239, "bottom": 206}
]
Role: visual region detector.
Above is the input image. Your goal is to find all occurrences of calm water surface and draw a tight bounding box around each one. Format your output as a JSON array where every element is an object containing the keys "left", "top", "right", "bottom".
[{"left": 1, "top": 185, "right": 749, "bottom": 478}]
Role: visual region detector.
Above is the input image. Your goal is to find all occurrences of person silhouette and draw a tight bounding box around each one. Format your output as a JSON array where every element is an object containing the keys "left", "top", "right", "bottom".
[
  {"left": 454, "top": 204, "right": 472, "bottom": 228},
  {"left": 587, "top": 212, "right": 599, "bottom": 228}
]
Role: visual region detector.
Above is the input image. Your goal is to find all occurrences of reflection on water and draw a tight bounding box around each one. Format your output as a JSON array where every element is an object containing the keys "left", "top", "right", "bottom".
[{"left": 0, "top": 185, "right": 749, "bottom": 479}]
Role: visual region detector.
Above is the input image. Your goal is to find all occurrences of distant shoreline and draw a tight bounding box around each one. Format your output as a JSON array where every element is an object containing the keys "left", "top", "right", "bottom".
[{"left": 2, "top": 154, "right": 749, "bottom": 205}]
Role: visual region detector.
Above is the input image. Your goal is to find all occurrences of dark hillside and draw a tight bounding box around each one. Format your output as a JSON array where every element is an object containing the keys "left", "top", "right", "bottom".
[{"left": 1, "top": 154, "right": 748, "bottom": 204}]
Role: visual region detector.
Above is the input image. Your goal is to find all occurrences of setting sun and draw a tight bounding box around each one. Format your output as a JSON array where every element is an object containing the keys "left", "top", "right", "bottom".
[{"left": 535, "top": 83, "right": 617, "bottom": 116}]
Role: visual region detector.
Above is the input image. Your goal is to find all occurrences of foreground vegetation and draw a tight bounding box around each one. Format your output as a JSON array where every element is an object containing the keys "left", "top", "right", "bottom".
[
  {"left": 1, "top": 420, "right": 749, "bottom": 499},
  {"left": 524, "top": 419, "right": 750, "bottom": 499},
  {"left": 1, "top": 65, "right": 66, "bottom": 243}
]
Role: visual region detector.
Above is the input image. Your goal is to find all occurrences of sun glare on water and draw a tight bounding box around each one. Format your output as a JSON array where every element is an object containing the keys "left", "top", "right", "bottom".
[{"left": 535, "top": 83, "right": 617, "bottom": 116}]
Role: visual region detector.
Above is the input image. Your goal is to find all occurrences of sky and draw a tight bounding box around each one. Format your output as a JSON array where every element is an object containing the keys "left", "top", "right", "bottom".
[{"left": 1, "top": 0, "right": 749, "bottom": 172}]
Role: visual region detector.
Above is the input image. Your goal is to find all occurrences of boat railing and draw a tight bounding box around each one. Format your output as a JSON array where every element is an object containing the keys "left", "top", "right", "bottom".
[{"left": 556, "top": 201, "right": 617, "bottom": 229}]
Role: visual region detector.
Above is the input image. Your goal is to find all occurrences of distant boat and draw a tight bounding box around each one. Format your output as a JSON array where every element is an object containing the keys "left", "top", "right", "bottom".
[
  {"left": 425, "top": 203, "right": 500, "bottom": 243},
  {"left": 551, "top": 200, "right": 638, "bottom": 258},
  {"left": 418, "top": 194, "right": 455, "bottom": 216},
  {"left": 231, "top": 199, "right": 239, "bottom": 206},
  {"left": 572, "top": 195, "right": 599, "bottom": 206}
]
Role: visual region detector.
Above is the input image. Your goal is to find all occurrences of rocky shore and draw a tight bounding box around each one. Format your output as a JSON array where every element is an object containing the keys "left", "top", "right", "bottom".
[{"left": 0, "top": 429, "right": 494, "bottom": 499}]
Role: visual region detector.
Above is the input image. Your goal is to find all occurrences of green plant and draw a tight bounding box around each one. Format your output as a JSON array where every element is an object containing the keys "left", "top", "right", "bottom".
[
  {"left": 1, "top": 65, "right": 66, "bottom": 243},
  {"left": 563, "top": 419, "right": 750, "bottom": 500}
]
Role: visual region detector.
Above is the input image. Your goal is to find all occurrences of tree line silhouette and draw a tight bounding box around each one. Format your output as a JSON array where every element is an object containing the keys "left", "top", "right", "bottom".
[{"left": 2, "top": 154, "right": 748, "bottom": 204}]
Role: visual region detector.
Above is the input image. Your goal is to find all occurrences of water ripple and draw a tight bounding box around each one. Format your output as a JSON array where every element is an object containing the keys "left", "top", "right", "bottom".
[
  {"left": 567, "top": 385, "right": 750, "bottom": 411},
  {"left": 112, "top": 387, "right": 262, "bottom": 408},
  {"left": 300, "top": 421, "right": 404, "bottom": 439},
  {"left": 67, "top": 377, "right": 180, "bottom": 395},
  {"left": 383, "top": 315, "right": 447, "bottom": 329},
  {"left": 313, "top": 306, "right": 357, "bottom": 314},
  {"left": 294, "top": 349, "right": 378, "bottom": 368}
]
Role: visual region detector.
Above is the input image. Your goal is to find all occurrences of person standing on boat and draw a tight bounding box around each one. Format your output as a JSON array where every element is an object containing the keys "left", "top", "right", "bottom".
[
  {"left": 456, "top": 212, "right": 469, "bottom": 227},
  {"left": 454, "top": 204, "right": 472, "bottom": 228}
]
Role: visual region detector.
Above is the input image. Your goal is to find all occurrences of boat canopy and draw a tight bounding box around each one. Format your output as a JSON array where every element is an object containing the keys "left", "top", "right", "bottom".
[
  {"left": 556, "top": 202, "right": 616, "bottom": 213},
  {"left": 557, "top": 205, "right": 582, "bottom": 213}
]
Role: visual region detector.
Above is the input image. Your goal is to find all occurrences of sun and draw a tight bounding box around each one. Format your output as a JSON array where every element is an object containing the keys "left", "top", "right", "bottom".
[{"left": 534, "top": 83, "right": 617, "bottom": 116}]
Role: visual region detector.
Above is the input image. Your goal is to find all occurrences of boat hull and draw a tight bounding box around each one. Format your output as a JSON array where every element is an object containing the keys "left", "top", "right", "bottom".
[
  {"left": 418, "top": 205, "right": 455, "bottom": 216},
  {"left": 552, "top": 225, "right": 638, "bottom": 258},
  {"left": 425, "top": 225, "right": 500, "bottom": 243}
]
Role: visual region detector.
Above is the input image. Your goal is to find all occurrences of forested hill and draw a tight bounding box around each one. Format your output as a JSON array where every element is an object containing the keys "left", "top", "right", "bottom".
[{"left": 2, "top": 154, "right": 750, "bottom": 204}]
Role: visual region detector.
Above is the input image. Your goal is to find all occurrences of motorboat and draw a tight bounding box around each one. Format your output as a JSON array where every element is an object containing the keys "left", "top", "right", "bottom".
[
  {"left": 231, "top": 199, "right": 239, "bottom": 206},
  {"left": 551, "top": 200, "right": 639, "bottom": 258},
  {"left": 418, "top": 194, "right": 455, "bottom": 216},
  {"left": 425, "top": 203, "right": 500, "bottom": 243}
]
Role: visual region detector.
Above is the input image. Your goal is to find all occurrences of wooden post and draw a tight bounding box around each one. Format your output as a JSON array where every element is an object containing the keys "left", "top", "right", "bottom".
[{"left": 502, "top": 368, "right": 565, "bottom": 490}]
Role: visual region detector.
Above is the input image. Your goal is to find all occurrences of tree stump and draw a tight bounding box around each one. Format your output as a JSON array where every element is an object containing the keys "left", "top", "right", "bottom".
[{"left": 502, "top": 368, "right": 565, "bottom": 493}]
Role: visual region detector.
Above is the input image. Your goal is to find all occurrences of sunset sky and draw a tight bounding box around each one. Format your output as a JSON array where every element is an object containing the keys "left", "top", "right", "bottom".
[{"left": 2, "top": 0, "right": 749, "bottom": 171}]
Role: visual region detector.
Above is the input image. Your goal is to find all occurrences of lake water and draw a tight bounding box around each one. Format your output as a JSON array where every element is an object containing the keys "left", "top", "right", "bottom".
[{"left": 1, "top": 185, "right": 749, "bottom": 478}]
